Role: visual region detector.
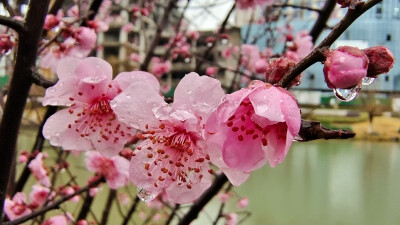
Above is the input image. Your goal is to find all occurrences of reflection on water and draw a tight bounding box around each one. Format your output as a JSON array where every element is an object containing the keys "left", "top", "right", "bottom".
[{"left": 231, "top": 140, "right": 400, "bottom": 225}]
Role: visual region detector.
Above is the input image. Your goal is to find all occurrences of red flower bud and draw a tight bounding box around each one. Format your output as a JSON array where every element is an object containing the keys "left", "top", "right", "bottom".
[{"left": 362, "top": 46, "right": 395, "bottom": 77}]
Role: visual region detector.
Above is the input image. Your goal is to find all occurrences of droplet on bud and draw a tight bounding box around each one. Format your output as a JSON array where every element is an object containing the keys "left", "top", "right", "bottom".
[
  {"left": 361, "top": 77, "right": 376, "bottom": 86},
  {"left": 333, "top": 83, "right": 362, "bottom": 102},
  {"left": 137, "top": 188, "right": 157, "bottom": 202}
]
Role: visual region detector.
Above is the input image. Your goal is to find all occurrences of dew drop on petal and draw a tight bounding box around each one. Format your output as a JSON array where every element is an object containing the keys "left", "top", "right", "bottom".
[
  {"left": 362, "top": 77, "right": 376, "bottom": 86},
  {"left": 186, "top": 90, "right": 192, "bottom": 95},
  {"left": 59, "top": 82, "right": 64, "bottom": 87},
  {"left": 126, "top": 95, "right": 131, "bottom": 99},
  {"left": 48, "top": 87, "right": 56, "bottom": 93},
  {"left": 129, "top": 122, "right": 139, "bottom": 128},
  {"left": 137, "top": 188, "right": 157, "bottom": 202},
  {"left": 333, "top": 83, "right": 362, "bottom": 102}
]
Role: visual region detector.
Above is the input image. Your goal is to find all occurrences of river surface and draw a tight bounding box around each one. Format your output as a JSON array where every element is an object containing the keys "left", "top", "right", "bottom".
[
  {"left": 17, "top": 129, "right": 400, "bottom": 225},
  {"left": 199, "top": 140, "right": 400, "bottom": 225}
]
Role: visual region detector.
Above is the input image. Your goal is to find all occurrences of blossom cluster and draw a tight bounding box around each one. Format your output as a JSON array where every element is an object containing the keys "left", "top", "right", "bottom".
[{"left": 38, "top": 57, "right": 301, "bottom": 204}]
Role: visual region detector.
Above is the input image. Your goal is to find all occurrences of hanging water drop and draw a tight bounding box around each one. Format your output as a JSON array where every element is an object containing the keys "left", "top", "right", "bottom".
[
  {"left": 333, "top": 83, "right": 362, "bottom": 102},
  {"left": 137, "top": 188, "right": 157, "bottom": 202},
  {"left": 184, "top": 57, "right": 190, "bottom": 63},
  {"left": 362, "top": 77, "right": 376, "bottom": 85},
  {"left": 221, "top": 38, "right": 228, "bottom": 45}
]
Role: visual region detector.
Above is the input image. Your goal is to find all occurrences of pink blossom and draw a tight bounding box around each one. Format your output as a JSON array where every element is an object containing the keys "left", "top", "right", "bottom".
[
  {"left": 122, "top": 23, "right": 134, "bottom": 32},
  {"left": 87, "top": 20, "right": 109, "bottom": 32},
  {"left": 111, "top": 72, "right": 225, "bottom": 203},
  {"left": 241, "top": 44, "right": 260, "bottom": 73},
  {"left": 118, "top": 193, "right": 131, "bottom": 205},
  {"left": 265, "top": 57, "right": 301, "bottom": 87},
  {"left": 41, "top": 214, "right": 70, "bottom": 225},
  {"left": 0, "top": 34, "right": 14, "bottom": 54},
  {"left": 206, "top": 67, "right": 218, "bottom": 76},
  {"left": 254, "top": 58, "right": 269, "bottom": 74},
  {"left": 40, "top": 27, "right": 97, "bottom": 72},
  {"left": 151, "top": 58, "right": 171, "bottom": 78},
  {"left": 42, "top": 57, "right": 159, "bottom": 156},
  {"left": 221, "top": 44, "right": 239, "bottom": 59},
  {"left": 236, "top": 0, "right": 274, "bottom": 9},
  {"left": 160, "top": 82, "right": 172, "bottom": 94},
  {"left": 226, "top": 213, "right": 238, "bottom": 225},
  {"left": 237, "top": 197, "right": 249, "bottom": 208},
  {"left": 67, "top": 5, "right": 79, "bottom": 18},
  {"left": 85, "top": 151, "right": 130, "bottom": 189},
  {"left": 4, "top": 193, "right": 32, "bottom": 221},
  {"left": 60, "top": 186, "right": 80, "bottom": 202},
  {"left": 323, "top": 46, "right": 368, "bottom": 89},
  {"left": 218, "top": 193, "right": 230, "bottom": 203},
  {"left": 29, "top": 185, "right": 54, "bottom": 208},
  {"left": 187, "top": 30, "right": 199, "bottom": 40},
  {"left": 130, "top": 53, "right": 141, "bottom": 63},
  {"left": 28, "top": 153, "right": 51, "bottom": 187},
  {"left": 286, "top": 30, "right": 313, "bottom": 61},
  {"left": 204, "top": 81, "right": 301, "bottom": 185},
  {"left": 43, "top": 14, "right": 60, "bottom": 30}
]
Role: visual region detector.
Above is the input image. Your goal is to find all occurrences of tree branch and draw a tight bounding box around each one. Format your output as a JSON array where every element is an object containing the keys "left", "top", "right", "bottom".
[
  {"left": 278, "top": 0, "right": 382, "bottom": 88},
  {"left": 273, "top": 3, "right": 321, "bottom": 13},
  {"left": 140, "top": 0, "right": 177, "bottom": 71},
  {"left": 0, "top": 15, "right": 25, "bottom": 34},
  {"left": 309, "top": 0, "right": 337, "bottom": 42},
  {"left": 297, "top": 120, "right": 356, "bottom": 141},
  {"left": 121, "top": 196, "right": 140, "bottom": 225},
  {"left": 0, "top": 0, "right": 50, "bottom": 217},
  {"left": 177, "top": 173, "right": 228, "bottom": 225},
  {"left": 3, "top": 179, "right": 103, "bottom": 225}
]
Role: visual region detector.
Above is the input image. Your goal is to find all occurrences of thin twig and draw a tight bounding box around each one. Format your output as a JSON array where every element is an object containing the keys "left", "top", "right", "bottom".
[
  {"left": 3, "top": 179, "right": 103, "bottom": 225},
  {"left": 121, "top": 196, "right": 140, "bottom": 225},
  {"left": 177, "top": 173, "right": 228, "bottom": 225},
  {"left": 100, "top": 189, "right": 116, "bottom": 225}
]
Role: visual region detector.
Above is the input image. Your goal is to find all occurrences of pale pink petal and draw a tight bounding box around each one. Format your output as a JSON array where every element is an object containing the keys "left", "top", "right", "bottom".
[
  {"left": 114, "top": 71, "right": 160, "bottom": 92},
  {"left": 75, "top": 57, "right": 112, "bottom": 83},
  {"left": 173, "top": 72, "right": 224, "bottom": 121},
  {"left": 56, "top": 57, "right": 80, "bottom": 80},
  {"left": 42, "top": 77, "right": 78, "bottom": 106},
  {"left": 165, "top": 168, "right": 212, "bottom": 204},
  {"left": 43, "top": 108, "right": 93, "bottom": 150},
  {"left": 111, "top": 83, "right": 165, "bottom": 130}
]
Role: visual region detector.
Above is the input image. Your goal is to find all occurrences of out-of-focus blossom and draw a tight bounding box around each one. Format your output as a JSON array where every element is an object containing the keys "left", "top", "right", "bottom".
[
  {"left": 42, "top": 57, "right": 158, "bottom": 156},
  {"left": 111, "top": 72, "right": 225, "bottom": 204},
  {"left": 205, "top": 81, "right": 301, "bottom": 186},
  {"left": 28, "top": 153, "right": 51, "bottom": 187},
  {"left": 187, "top": 30, "right": 199, "bottom": 40},
  {"left": 85, "top": 151, "right": 130, "bottom": 189},
  {"left": 151, "top": 58, "right": 171, "bottom": 78},
  {"left": 43, "top": 14, "right": 60, "bottom": 30},
  {"left": 41, "top": 214, "right": 70, "bottom": 225},
  {"left": 130, "top": 53, "right": 141, "bottom": 63},
  {"left": 323, "top": 46, "right": 368, "bottom": 89},
  {"left": 206, "top": 67, "right": 218, "bottom": 77},
  {"left": 4, "top": 193, "right": 32, "bottom": 221},
  {"left": 237, "top": 197, "right": 249, "bottom": 208},
  {"left": 221, "top": 44, "right": 239, "bottom": 59},
  {"left": 218, "top": 193, "right": 230, "bottom": 203},
  {"left": 60, "top": 186, "right": 80, "bottom": 202},
  {"left": 286, "top": 30, "right": 313, "bottom": 61},
  {"left": 237, "top": 0, "right": 274, "bottom": 9},
  {"left": 226, "top": 213, "right": 238, "bottom": 225},
  {"left": 29, "top": 185, "right": 54, "bottom": 208},
  {"left": 254, "top": 58, "right": 269, "bottom": 74}
]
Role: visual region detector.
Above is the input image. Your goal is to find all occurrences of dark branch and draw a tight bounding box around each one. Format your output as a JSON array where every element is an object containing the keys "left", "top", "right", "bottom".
[
  {"left": 177, "top": 173, "right": 228, "bottom": 225},
  {"left": 278, "top": 0, "right": 382, "bottom": 88},
  {"left": 121, "top": 196, "right": 140, "bottom": 225},
  {"left": 4, "top": 179, "right": 102, "bottom": 225},
  {"left": 100, "top": 189, "right": 116, "bottom": 225},
  {"left": 31, "top": 72, "right": 57, "bottom": 88},
  {"left": 273, "top": 3, "right": 321, "bottom": 13},
  {"left": 0, "top": 15, "right": 25, "bottom": 34},
  {"left": 309, "top": 0, "right": 337, "bottom": 42},
  {"left": 141, "top": 0, "right": 177, "bottom": 70},
  {"left": 297, "top": 120, "right": 356, "bottom": 141}
]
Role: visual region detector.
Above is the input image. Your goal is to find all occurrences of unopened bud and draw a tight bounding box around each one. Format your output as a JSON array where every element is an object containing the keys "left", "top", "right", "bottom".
[
  {"left": 265, "top": 57, "right": 300, "bottom": 87},
  {"left": 362, "top": 46, "right": 395, "bottom": 77},
  {"left": 323, "top": 46, "right": 368, "bottom": 89}
]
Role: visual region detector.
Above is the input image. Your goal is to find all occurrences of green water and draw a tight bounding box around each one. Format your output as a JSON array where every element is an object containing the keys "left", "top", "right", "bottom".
[
  {"left": 200, "top": 140, "right": 400, "bottom": 225},
  {"left": 16, "top": 129, "right": 400, "bottom": 224}
]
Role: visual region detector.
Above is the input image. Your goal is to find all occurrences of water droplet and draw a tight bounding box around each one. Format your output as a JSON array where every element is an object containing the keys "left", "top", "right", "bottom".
[
  {"left": 221, "top": 38, "right": 228, "bottom": 45},
  {"left": 126, "top": 95, "right": 131, "bottom": 99},
  {"left": 333, "top": 83, "right": 362, "bottom": 102},
  {"left": 362, "top": 77, "right": 376, "bottom": 86},
  {"left": 48, "top": 88, "right": 56, "bottom": 93},
  {"left": 137, "top": 188, "right": 157, "bottom": 202},
  {"left": 207, "top": 42, "right": 213, "bottom": 47},
  {"left": 187, "top": 90, "right": 192, "bottom": 95},
  {"left": 55, "top": 132, "right": 60, "bottom": 137},
  {"left": 59, "top": 82, "right": 64, "bottom": 87}
]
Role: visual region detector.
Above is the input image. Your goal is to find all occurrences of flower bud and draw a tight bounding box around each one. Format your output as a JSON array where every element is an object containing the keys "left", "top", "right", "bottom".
[
  {"left": 362, "top": 46, "right": 395, "bottom": 77},
  {"left": 323, "top": 46, "right": 368, "bottom": 89},
  {"left": 264, "top": 57, "right": 301, "bottom": 87}
]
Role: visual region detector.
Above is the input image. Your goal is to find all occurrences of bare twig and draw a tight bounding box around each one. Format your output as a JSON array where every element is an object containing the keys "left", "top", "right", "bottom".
[
  {"left": 297, "top": 120, "right": 356, "bottom": 141},
  {"left": 309, "top": 0, "right": 337, "bottom": 42},
  {"left": 100, "top": 189, "right": 116, "bottom": 225},
  {"left": 177, "top": 173, "right": 228, "bottom": 225},
  {"left": 273, "top": 3, "right": 322, "bottom": 13},
  {"left": 121, "top": 196, "right": 140, "bottom": 225},
  {"left": 3, "top": 179, "right": 103, "bottom": 225}
]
